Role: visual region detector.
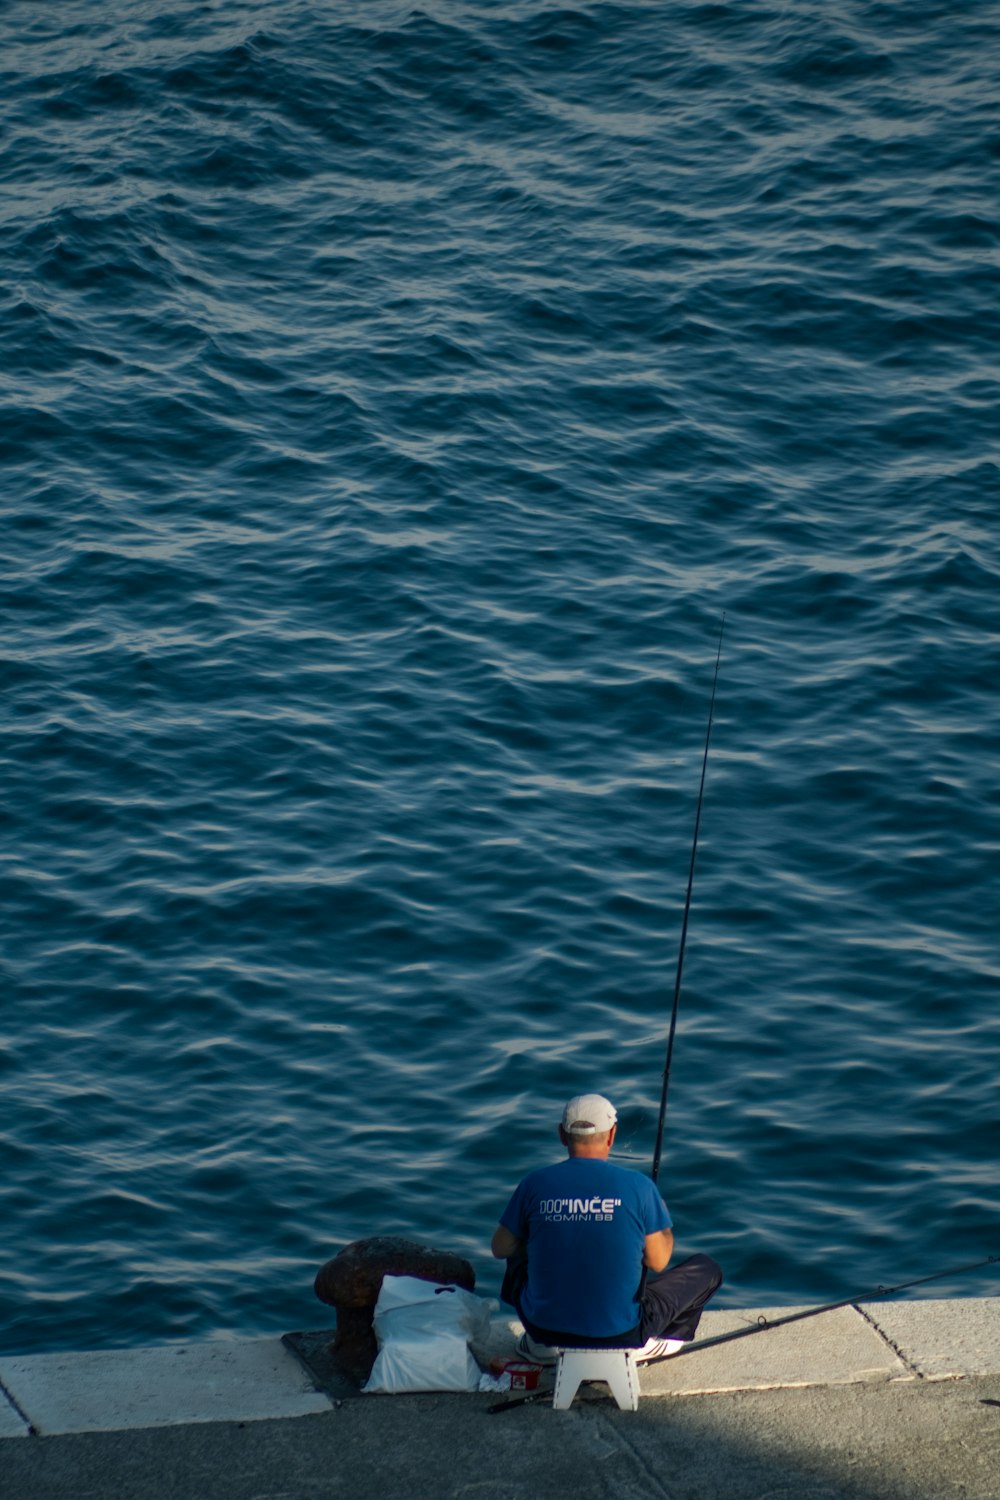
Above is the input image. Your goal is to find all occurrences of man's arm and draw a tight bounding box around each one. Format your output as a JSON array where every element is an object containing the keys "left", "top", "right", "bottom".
[
  {"left": 643, "top": 1228, "right": 674, "bottom": 1272},
  {"left": 491, "top": 1224, "right": 522, "bottom": 1259}
]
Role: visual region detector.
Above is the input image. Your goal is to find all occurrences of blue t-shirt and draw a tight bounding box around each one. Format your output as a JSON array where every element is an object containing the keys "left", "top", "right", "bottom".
[{"left": 500, "top": 1157, "right": 671, "bottom": 1340}]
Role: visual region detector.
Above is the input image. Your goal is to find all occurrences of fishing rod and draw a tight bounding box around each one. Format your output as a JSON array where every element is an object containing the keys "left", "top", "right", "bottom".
[
  {"left": 642, "top": 1251, "right": 1000, "bottom": 1365},
  {"left": 650, "top": 614, "right": 725, "bottom": 1188},
  {"left": 486, "top": 1252, "right": 999, "bottom": 1412}
]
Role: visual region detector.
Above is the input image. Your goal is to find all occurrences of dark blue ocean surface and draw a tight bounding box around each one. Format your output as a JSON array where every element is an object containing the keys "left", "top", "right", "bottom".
[{"left": 1, "top": 0, "right": 998, "bottom": 1355}]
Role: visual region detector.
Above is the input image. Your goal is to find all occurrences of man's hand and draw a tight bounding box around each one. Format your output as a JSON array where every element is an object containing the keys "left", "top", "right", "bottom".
[
  {"left": 643, "top": 1229, "right": 674, "bottom": 1273},
  {"left": 491, "top": 1224, "right": 522, "bottom": 1259}
]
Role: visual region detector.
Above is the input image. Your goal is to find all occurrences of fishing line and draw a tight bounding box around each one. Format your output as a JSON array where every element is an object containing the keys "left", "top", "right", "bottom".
[{"left": 650, "top": 614, "right": 725, "bottom": 1187}]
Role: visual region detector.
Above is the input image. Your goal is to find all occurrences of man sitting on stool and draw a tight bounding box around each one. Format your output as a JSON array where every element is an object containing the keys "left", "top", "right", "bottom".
[{"left": 492, "top": 1093, "right": 722, "bottom": 1363}]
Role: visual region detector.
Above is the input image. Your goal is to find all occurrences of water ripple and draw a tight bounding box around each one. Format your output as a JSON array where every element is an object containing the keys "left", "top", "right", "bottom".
[{"left": 1, "top": 0, "right": 998, "bottom": 1354}]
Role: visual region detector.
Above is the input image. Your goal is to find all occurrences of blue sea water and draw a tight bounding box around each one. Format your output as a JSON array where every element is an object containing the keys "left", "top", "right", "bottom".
[{"left": 1, "top": 0, "right": 998, "bottom": 1357}]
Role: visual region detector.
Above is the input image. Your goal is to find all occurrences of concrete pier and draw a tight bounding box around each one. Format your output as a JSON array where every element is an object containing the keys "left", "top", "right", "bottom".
[{"left": 2, "top": 1297, "right": 998, "bottom": 1498}]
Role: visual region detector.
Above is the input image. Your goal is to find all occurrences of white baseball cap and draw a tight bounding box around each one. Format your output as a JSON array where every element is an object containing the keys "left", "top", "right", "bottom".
[{"left": 561, "top": 1093, "right": 617, "bottom": 1136}]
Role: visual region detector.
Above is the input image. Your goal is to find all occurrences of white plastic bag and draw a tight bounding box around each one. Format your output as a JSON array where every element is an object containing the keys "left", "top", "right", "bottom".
[{"left": 363, "top": 1274, "right": 492, "bottom": 1394}]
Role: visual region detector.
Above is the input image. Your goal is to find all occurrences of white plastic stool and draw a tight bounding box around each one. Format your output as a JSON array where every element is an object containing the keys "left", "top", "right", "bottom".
[{"left": 552, "top": 1348, "right": 640, "bottom": 1411}]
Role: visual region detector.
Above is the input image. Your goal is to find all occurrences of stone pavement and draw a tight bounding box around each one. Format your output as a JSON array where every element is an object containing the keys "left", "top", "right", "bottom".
[{"left": 1, "top": 1297, "right": 999, "bottom": 1499}]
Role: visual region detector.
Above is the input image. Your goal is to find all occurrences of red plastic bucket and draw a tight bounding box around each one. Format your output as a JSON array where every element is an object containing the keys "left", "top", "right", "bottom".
[{"left": 503, "top": 1360, "right": 541, "bottom": 1391}]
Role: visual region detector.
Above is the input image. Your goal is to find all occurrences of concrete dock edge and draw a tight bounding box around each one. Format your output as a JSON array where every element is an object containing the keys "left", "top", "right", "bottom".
[{"left": 1, "top": 1297, "right": 998, "bottom": 1500}]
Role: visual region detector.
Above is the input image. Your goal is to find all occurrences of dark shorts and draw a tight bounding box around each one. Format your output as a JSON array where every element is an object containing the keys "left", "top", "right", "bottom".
[{"left": 502, "top": 1251, "right": 723, "bottom": 1347}]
